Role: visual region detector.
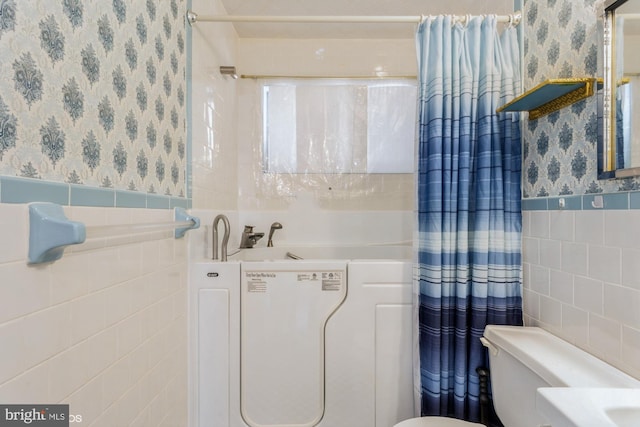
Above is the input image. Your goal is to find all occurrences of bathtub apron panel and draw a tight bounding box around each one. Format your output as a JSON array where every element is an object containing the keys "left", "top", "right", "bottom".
[
  {"left": 240, "top": 261, "right": 348, "bottom": 427},
  {"left": 189, "top": 251, "right": 414, "bottom": 427}
]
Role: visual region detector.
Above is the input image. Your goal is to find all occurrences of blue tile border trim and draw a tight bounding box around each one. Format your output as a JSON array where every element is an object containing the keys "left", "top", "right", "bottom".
[
  {"left": 548, "top": 195, "right": 583, "bottom": 210},
  {"left": 147, "top": 194, "right": 172, "bottom": 209},
  {"left": 583, "top": 192, "right": 628, "bottom": 210},
  {"left": 1, "top": 177, "right": 69, "bottom": 205},
  {"left": 522, "top": 198, "right": 548, "bottom": 211},
  {"left": 523, "top": 191, "right": 640, "bottom": 211},
  {"left": 0, "top": 176, "right": 191, "bottom": 210},
  {"left": 115, "top": 190, "right": 147, "bottom": 208},
  {"left": 630, "top": 192, "right": 640, "bottom": 209},
  {"left": 71, "top": 185, "right": 115, "bottom": 207}
]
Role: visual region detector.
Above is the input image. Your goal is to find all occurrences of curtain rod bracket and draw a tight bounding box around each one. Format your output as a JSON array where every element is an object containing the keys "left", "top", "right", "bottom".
[
  {"left": 187, "top": 10, "right": 198, "bottom": 26},
  {"left": 220, "top": 66, "right": 238, "bottom": 79}
]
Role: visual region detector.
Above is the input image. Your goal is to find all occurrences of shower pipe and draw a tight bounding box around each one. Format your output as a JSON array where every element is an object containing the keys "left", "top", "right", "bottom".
[{"left": 186, "top": 11, "right": 522, "bottom": 27}]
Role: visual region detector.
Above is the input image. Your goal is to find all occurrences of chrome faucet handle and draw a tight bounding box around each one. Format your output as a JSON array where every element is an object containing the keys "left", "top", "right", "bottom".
[{"left": 240, "top": 225, "right": 263, "bottom": 248}]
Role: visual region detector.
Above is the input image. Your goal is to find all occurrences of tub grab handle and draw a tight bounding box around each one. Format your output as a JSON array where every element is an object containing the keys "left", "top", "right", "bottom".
[
  {"left": 286, "top": 252, "right": 303, "bottom": 260},
  {"left": 480, "top": 337, "right": 499, "bottom": 356}
]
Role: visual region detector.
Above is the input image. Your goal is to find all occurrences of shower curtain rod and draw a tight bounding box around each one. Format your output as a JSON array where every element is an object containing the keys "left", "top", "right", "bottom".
[
  {"left": 239, "top": 74, "right": 417, "bottom": 80},
  {"left": 186, "top": 11, "right": 522, "bottom": 26}
]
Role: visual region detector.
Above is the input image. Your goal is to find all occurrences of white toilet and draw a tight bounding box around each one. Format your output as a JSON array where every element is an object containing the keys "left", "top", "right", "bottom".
[
  {"left": 394, "top": 417, "right": 479, "bottom": 426},
  {"left": 394, "top": 325, "right": 640, "bottom": 427}
]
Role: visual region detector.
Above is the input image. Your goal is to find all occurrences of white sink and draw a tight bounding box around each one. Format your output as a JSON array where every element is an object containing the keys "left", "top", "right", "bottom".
[
  {"left": 536, "top": 388, "right": 640, "bottom": 427},
  {"left": 605, "top": 407, "right": 640, "bottom": 427}
]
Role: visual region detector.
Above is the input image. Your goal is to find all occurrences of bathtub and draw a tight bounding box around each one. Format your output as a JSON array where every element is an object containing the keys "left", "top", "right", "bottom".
[
  {"left": 189, "top": 246, "right": 414, "bottom": 427},
  {"left": 228, "top": 244, "right": 412, "bottom": 261}
]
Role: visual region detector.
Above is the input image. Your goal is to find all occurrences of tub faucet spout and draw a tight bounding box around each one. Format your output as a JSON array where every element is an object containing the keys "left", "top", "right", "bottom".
[
  {"left": 212, "top": 214, "right": 230, "bottom": 261},
  {"left": 239, "top": 225, "right": 264, "bottom": 248}
]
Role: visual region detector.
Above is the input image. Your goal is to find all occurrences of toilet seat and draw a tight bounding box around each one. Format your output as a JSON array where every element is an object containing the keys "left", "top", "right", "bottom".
[{"left": 393, "top": 416, "right": 482, "bottom": 427}]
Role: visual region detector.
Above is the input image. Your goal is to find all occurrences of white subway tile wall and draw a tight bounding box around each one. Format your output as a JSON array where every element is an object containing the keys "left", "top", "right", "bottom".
[
  {"left": 524, "top": 209, "right": 640, "bottom": 379},
  {"left": 190, "top": 0, "right": 239, "bottom": 211},
  {"left": 0, "top": 204, "right": 187, "bottom": 426}
]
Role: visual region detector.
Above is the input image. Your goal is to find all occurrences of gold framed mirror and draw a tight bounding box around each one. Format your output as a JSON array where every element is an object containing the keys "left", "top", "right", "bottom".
[{"left": 601, "top": 0, "right": 640, "bottom": 178}]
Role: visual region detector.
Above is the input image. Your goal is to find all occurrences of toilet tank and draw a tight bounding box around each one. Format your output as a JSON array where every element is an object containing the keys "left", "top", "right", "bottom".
[{"left": 482, "top": 326, "right": 640, "bottom": 427}]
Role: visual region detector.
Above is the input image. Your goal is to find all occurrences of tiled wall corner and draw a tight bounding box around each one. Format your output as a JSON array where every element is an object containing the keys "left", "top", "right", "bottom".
[
  {"left": 524, "top": 208, "right": 640, "bottom": 379},
  {"left": 0, "top": 203, "right": 188, "bottom": 425}
]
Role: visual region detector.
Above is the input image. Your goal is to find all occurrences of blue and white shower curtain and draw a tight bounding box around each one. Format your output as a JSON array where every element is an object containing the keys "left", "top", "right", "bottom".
[{"left": 415, "top": 15, "right": 523, "bottom": 422}]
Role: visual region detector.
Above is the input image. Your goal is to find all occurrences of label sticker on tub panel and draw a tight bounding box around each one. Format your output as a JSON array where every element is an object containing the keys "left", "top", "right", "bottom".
[
  {"left": 245, "top": 272, "right": 275, "bottom": 293},
  {"left": 322, "top": 271, "right": 343, "bottom": 291},
  {"left": 297, "top": 272, "right": 320, "bottom": 282},
  {"left": 296, "top": 271, "right": 343, "bottom": 291},
  {"left": 247, "top": 280, "right": 267, "bottom": 293}
]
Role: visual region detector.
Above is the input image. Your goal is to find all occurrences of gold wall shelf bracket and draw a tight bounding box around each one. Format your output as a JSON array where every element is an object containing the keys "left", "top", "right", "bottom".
[{"left": 497, "top": 78, "right": 596, "bottom": 120}]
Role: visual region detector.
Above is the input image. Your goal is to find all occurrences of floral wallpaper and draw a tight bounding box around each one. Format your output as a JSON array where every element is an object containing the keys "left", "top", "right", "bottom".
[
  {"left": 0, "top": 0, "right": 187, "bottom": 197},
  {"left": 522, "top": 0, "right": 640, "bottom": 198}
]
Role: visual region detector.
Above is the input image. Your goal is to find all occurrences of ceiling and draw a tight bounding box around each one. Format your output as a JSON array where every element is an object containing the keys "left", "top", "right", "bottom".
[{"left": 214, "top": 0, "right": 516, "bottom": 39}]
